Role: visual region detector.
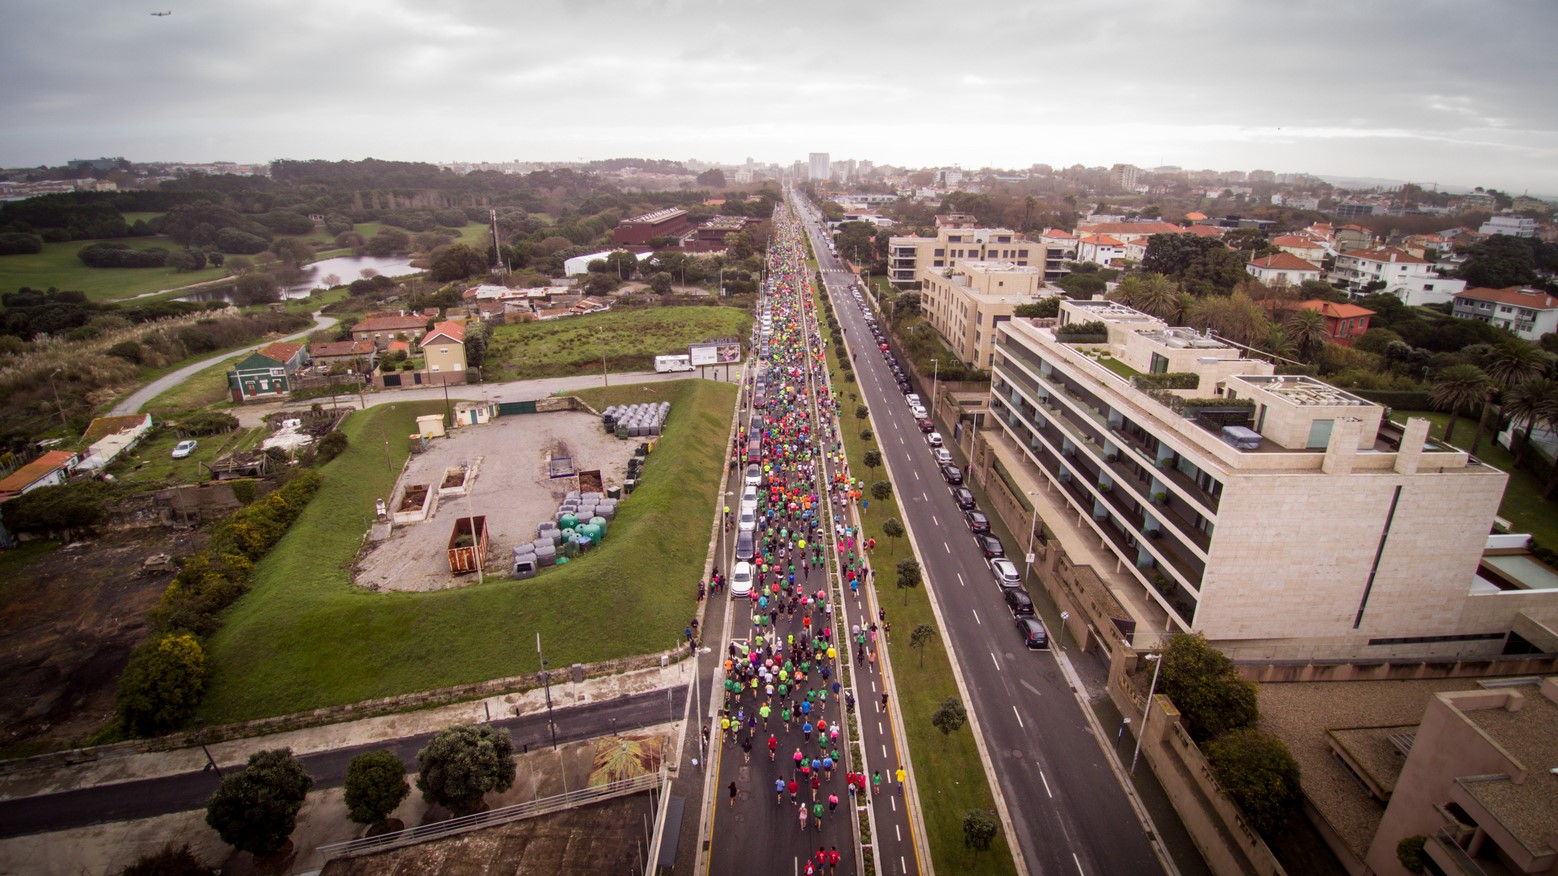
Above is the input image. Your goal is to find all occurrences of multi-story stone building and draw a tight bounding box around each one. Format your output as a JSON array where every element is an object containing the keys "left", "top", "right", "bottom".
[
  {"left": 917, "top": 260, "right": 1051, "bottom": 369},
  {"left": 982, "top": 300, "right": 1551, "bottom": 660},
  {"left": 1330, "top": 247, "right": 1466, "bottom": 306},
  {"left": 887, "top": 224, "right": 1050, "bottom": 287}
]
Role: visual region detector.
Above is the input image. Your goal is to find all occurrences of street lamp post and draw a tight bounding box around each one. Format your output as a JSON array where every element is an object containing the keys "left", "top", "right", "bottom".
[
  {"left": 930, "top": 358, "right": 940, "bottom": 411},
  {"left": 1130, "top": 653, "right": 1164, "bottom": 775},
  {"left": 193, "top": 719, "right": 222, "bottom": 778},
  {"left": 1025, "top": 490, "right": 1040, "bottom": 585},
  {"left": 537, "top": 632, "right": 558, "bottom": 750},
  {"left": 596, "top": 328, "right": 608, "bottom": 389}
]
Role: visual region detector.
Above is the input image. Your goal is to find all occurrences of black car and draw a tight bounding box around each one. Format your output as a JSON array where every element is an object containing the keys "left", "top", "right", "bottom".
[
  {"left": 1004, "top": 588, "right": 1035, "bottom": 618},
  {"left": 940, "top": 464, "right": 963, "bottom": 485},
  {"left": 951, "top": 487, "right": 976, "bottom": 509},
  {"left": 898, "top": 380, "right": 913, "bottom": 394},
  {"left": 1016, "top": 616, "right": 1049, "bottom": 649},
  {"left": 974, "top": 534, "right": 1004, "bottom": 558},
  {"left": 964, "top": 510, "right": 990, "bottom": 533}
]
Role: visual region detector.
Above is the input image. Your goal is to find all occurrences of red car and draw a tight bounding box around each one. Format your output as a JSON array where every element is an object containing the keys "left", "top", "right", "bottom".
[
  {"left": 879, "top": 343, "right": 890, "bottom": 351},
  {"left": 917, "top": 418, "right": 934, "bottom": 432}
]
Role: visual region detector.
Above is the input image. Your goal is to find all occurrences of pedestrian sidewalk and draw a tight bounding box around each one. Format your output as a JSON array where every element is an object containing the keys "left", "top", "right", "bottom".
[{"left": 0, "top": 662, "right": 690, "bottom": 802}]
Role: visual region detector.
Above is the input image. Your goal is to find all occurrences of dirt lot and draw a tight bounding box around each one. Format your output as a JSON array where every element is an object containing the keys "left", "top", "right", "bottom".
[
  {"left": 356, "top": 411, "right": 636, "bottom": 592},
  {"left": 0, "top": 529, "right": 205, "bottom": 756}
]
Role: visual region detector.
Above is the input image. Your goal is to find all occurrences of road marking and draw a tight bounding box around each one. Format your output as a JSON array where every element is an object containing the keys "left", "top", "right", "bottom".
[
  {"left": 957, "top": 572, "right": 966, "bottom": 587},
  {"left": 890, "top": 796, "right": 897, "bottom": 812},
  {"left": 902, "top": 857, "right": 908, "bottom": 873},
  {"left": 972, "top": 608, "right": 981, "bottom": 625},
  {"left": 1013, "top": 705, "right": 1024, "bottom": 728},
  {"left": 913, "top": 469, "right": 920, "bottom": 481},
  {"left": 1074, "top": 852, "right": 1085, "bottom": 875},
  {"left": 1040, "top": 769, "right": 1053, "bottom": 798},
  {"left": 896, "top": 824, "right": 901, "bottom": 841},
  {"left": 1020, "top": 679, "right": 1042, "bottom": 698},
  {"left": 931, "top": 514, "right": 938, "bottom": 526},
  {"left": 990, "top": 652, "right": 1000, "bottom": 670},
  {"left": 943, "top": 542, "right": 950, "bottom": 554},
  {"left": 881, "top": 743, "right": 888, "bottom": 758}
]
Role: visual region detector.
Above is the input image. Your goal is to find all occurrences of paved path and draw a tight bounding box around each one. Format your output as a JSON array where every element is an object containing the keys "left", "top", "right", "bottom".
[{"left": 109, "top": 312, "right": 338, "bottom": 416}]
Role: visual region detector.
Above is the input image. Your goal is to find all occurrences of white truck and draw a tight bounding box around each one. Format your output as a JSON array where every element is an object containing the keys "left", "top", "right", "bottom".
[{"left": 654, "top": 354, "right": 694, "bottom": 373}]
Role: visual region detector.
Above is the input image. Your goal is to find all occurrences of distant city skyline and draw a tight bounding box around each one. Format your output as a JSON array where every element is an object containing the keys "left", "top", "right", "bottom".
[{"left": 4, "top": 1, "right": 1556, "bottom": 195}]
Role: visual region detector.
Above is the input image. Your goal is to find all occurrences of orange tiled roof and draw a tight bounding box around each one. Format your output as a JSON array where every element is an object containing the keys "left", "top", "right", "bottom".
[
  {"left": 1271, "top": 235, "right": 1318, "bottom": 247},
  {"left": 423, "top": 320, "right": 466, "bottom": 345},
  {"left": 1250, "top": 253, "right": 1321, "bottom": 272},
  {"left": 1295, "top": 299, "right": 1375, "bottom": 319},
  {"left": 0, "top": 450, "right": 77, "bottom": 496},
  {"left": 257, "top": 341, "right": 303, "bottom": 363},
  {"left": 1457, "top": 286, "right": 1558, "bottom": 310},
  {"left": 1338, "top": 247, "right": 1427, "bottom": 265}
]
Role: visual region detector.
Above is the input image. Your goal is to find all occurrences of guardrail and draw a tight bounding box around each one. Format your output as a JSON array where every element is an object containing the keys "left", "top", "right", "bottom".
[{"left": 318, "top": 771, "right": 664, "bottom": 860}]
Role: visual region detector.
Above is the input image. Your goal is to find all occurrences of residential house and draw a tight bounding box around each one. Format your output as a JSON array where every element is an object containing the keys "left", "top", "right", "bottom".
[
  {"left": 1330, "top": 248, "right": 1466, "bottom": 306},
  {"left": 77, "top": 414, "right": 153, "bottom": 471},
  {"left": 0, "top": 450, "right": 81, "bottom": 500},
  {"left": 308, "top": 340, "right": 377, "bottom": 373},
  {"left": 1073, "top": 221, "right": 1186, "bottom": 246},
  {"left": 1246, "top": 252, "right": 1323, "bottom": 288},
  {"left": 351, "top": 313, "right": 429, "bottom": 350},
  {"left": 1270, "top": 235, "right": 1327, "bottom": 265},
  {"left": 227, "top": 341, "right": 308, "bottom": 402},
  {"left": 1478, "top": 213, "right": 1538, "bottom": 238},
  {"left": 1181, "top": 225, "right": 1228, "bottom": 239},
  {"left": 1333, "top": 224, "right": 1374, "bottom": 252},
  {"left": 1076, "top": 233, "right": 1128, "bottom": 268},
  {"left": 1451, "top": 286, "right": 1558, "bottom": 341},
  {"left": 1284, "top": 300, "right": 1375, "bottom": 347},
  {"left": 421, "top": 321, "right": 468, "bottom": 385},
  {"left": 917, "top": 260, "right": 1051, "bottom": 369}
]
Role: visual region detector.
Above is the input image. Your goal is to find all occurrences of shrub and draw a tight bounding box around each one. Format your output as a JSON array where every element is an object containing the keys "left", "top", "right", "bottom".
[
  {"left": 1158, "top": 633, "right": 1259, "bottom": 743},
  {"left": 115, "top": 633, "right": 210, "bottom": 737},
  {"left": 344, "top": 750, "right": 411, "bottom": 826},
  {"left": 2, "top": 479, "right": 115, "bottom": 541},
  {"left": 205, "top": 749, "right": 314, "bottom": 857},
  {"left": 1133, "top": 372, "right": 1200, "bottom": 391},
  {"left": 1205, "top": 728, "right": 1301, "bottom": 836},
  {"left": 214, "top": 228, "right": 269, "bottom": 255},
  {"left": 77, "top": 243, "right": 169, "bottom": 268},
  {"left": 178, "top": 410, "right": 239, "bottom": 436},
  {"left": 1396, "top": 835, "right": 1428, "bottom": 874},
  {"left": 116, "top": 844, "right": 215, "bottom": 876},
  {"left": 315, "top": 430, "right": 349, "bottom": 465},
  {"left": 416, "top": 725, "right": 516, "bottom": 815},
  {"left": 0, "top": 232, "right": 43, "bottom": 255},
  {"left": 1055, "top": 319, "right": 1107, "bottom": 341}
]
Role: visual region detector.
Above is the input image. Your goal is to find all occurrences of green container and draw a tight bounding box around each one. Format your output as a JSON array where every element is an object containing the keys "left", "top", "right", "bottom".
[
  {"left": 555, "top": 556, "right": 570, "bottom": 565},
  {"left": 589, "top": 516, "right": 607, "bottom": 537},
  {"left": 559, "top": 540, "right": 579, "bottom": 559},
  {"left": 560, "top": 514, "right": 579, "bottom": 530},
  {"left": 580, "top": 523, "right": 602, "bottom": 545}
]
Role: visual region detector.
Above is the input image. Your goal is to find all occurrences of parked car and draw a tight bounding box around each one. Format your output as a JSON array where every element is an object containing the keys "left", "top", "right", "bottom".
[
  {"left": 917, "top": 418, "right": 934, "bottom": 433},
  {"left": 940, "top": 464, "right": 963, "bottom": 484},
  {"left": 171, "top": 439, "right": 198, "bottom": 459},
  {"left": 730, "top": 561, "right": 754, "bottom": 597},
  {"left": 735, "top": 530, "right": 755, "bottom": 562},
  {"left": 926, "top": 432, "right": 943, "bottom": 448},
  {"left": 910, "top": 405, "right": 928, "bottom": 420},
  {"left": 879, "top": 343, "right": 891, "bottom": 352},
  {"left": 739, "top": 509, "right": 757, "bottom": 532},
  {"left": 1016, "top": 616, "right": 1049, "bottom": 649},
  {"left": 990, "top": 557, "right": 1021, "bottom": 587},
  {"left": 1004, "top": 588, "right": 1036, "bottom": 617},
  {"left": 932, "top": 447, "right": 952, "bottom": 464},
  {"left": 964, "top": 510, "right": 990, "bottom": 533},
  {"left": 744, "top": 464, "right": 763, "bottom": 487},
  {"left": 977, "top": 535, "right": 1007, "bottom": 559},
  {"left": 898, "top": 380, "right": 913, "bottom": 394},
  {"left": 905, "top": 394, "right": 922, "bottom": 408},
  {"left": 951, "top": 486, "right": 976, "bottom": 509}
]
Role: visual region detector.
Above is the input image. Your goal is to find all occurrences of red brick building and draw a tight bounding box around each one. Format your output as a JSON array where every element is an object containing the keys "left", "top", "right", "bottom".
[
  {"left": 1288, "top": 299, "right": 1375, "bottom": 347},
  {"left": 613, "top": 208, "right": 694, "bottom": 246}
]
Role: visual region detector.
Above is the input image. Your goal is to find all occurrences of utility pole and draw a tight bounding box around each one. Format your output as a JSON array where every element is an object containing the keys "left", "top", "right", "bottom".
[
  {"left": 596, "top": 327, "right": 609, "bottom": 389},
  {"left": 47, "top": 368, "right": 67, "bottom": 431},
  {"left": 537, "top": 633, "right": 557, "bottom": 749}
]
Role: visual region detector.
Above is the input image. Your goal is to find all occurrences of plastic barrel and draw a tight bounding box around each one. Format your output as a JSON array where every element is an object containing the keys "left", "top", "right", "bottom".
[
  {"left": 589, "top": 516, "right": 607, "bottom": 536},
  {"left": 580, "top": 524, "right": 602, "bottom": 545},
  {"left": 560, "top": 514, "right": 578, "bottom": 530},
  {"left": 554, "top": 556, "right": 570, "bottom": 565},
  {"left": 596, "top": 505, "right": 616, "bottom": 521}
]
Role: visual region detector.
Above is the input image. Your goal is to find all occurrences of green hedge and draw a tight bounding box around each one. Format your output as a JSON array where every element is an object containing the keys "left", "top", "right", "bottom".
[
  {"left": 1133, "top": 372, "right": 1200, "bottom": 391},
  {"left": 1353, "top": 389, "right": 1432, "bottom": 410}
]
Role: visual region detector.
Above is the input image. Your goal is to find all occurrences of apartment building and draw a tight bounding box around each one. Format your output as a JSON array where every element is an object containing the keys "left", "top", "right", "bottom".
[
  {"left": 1478, "top": 213, "right": 1538, "bottom": 238},
  {"left": 1331, "top": 247, "right": 1466, "bottom": 306},
  {"left": 984, "top": 300, "right": 1549, "bottom": 660},
  {"left": 918, "top": 260, "right": 1049, "bottom": 369},
  {"left": 887, "top": 224, "right": 1049, "bottom": 286},
  {"left": 1246, "top": 252, "right": 1323, "bottom": 287},
  {"left": 1451, "top": 286, "right": 1558, "bottom": 341}
]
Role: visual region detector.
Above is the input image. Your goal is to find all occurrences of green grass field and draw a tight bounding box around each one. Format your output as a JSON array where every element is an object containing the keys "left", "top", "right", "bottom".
[
  {"left": 0, "top": 237, "right": 228, "bottom": 302},
  {"left": 1390, "top": 409, "right": 1558, "bottom": 548},
  {"left": 814, "top": 283, "right": 1017, "bottom": 875},
  {"left": 199, "top": 378, "right": 735, "bottom": 722},
  {"left": 484, "top": 306, "right": 751, "bottom": 381},
  {"left": 107, "top": 425, "right": 266, "bottom": 487},
  {"left": 140, "top": 355, "right": 245, "bottom": 419}
]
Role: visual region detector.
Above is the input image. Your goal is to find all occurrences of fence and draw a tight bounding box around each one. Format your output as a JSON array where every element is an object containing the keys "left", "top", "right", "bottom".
[{"left": 317, "top": 772, "right": 664, "bottom": 861}]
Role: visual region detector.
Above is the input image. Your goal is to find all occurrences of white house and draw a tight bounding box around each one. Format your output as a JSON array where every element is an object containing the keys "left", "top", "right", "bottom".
[
  {"left": 1478, "top": 213, "right": 1538, "bottom": 238},
  {"left": 1076, "top": 233, "right": 1128, "bottom": 268},
  {"left": 1330, "top": 247, "right": 1466, "bottom": 306},
  {"left": 1451, "top": 286, "right": 1558, "bottom": 341},
  {"left": 1269, "top": 235, "right": 1327, "bottom": 265},
  {"left": 1246, "top": 252, "right": 1323, "bottom": 288}
]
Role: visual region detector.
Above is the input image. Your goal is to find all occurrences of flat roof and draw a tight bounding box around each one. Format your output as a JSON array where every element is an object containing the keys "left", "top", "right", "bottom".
[
  {"left": 1237, "top": 374, "right": 1374, "bottom": 407},
  {"left": 955, "top": 259, "right": 1041, "bottom": 274},
  {"left": 1136, "top": 327, "right": 1234, "bottom": 350},
  {"left": 1457, "top": 680, "right": 1558, "bottom": 852}
]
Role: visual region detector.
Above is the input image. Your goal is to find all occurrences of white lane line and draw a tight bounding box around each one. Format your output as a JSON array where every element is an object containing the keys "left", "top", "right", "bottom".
[
  {"left": 1020, "top": 679, "right": 1042, "bottom": 698},
  {"left": 890, "top": 796, "right": 897, "bottom": 812},
  {"left": 895, "top": 824, "right": 901, "bottom": 842},
  {"left": 1073, "top": 852, "right": 1085, "bottom": 875},
  {"left": 957, "top": 572, "right": 966, "bottom": 587},
  {"left": 931, "top": 514, "right": 939, "bottom": 526},
  {"left": 901, "top": 857, "right": 908, "bottom": 873},
  {"left": 881, "top": 743, "right": 888, "bottom": 758},
  {"left": 913, "top": 469, "right": 920, "bottom": 481},
  {"left": 1013, "top": 705, "right": 1024, "bottom": 728},
  {"left": 972, "top": 608, "right": 981, "bottom": 625},
  {"left": 943, "top": 542, "right": 951, "bottom": 554},
  {"left": 990, "top": 652, "right": 1000, "bottom": 670},
  {"left": 1040, "top": 770, "right": 1053, "bottom": 798}
]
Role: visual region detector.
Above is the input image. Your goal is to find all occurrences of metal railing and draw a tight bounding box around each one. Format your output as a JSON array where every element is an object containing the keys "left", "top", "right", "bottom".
[{"left": 318, "top": 771, "right": 664, "bottom": 860}]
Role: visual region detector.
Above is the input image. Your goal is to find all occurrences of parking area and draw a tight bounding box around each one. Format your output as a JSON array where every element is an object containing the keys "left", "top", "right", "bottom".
[{"left": 355, "top": 410, "right": 636, "bottom": 591}]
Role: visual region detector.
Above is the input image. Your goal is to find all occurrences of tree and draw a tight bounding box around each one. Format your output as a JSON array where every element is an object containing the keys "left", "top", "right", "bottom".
[
  {"left": 1429, "top": 364, "right": 1491, "bottom": 445},
  {"left": 416, "top": 724, "right": 516, "bottom": 815},
  {"left": 931, "top": 695, "right": 967, "bottom": 745},
  {"left": 696, "top": 168, "right": 726, "bottom": 188},
  {"left": 863, "top": 449, "right": 882, "bottom": 480},
  {"left": 430, "top": 243, "right": 488, "bottom": 281},
  {"left": 270, "top": 237, "right": 314, "bottom": 268},
  {"left": 962, "top": 809, "right": 1000, "bottom": 851},
  {"left": 1459, "top": 234, "right": 1538, "bottom": 289},
  {"left": 115, "top": 633, "right": 209, "bottom": 737},
  {"left": 855, "top": 403, "right": 869, "bottom": 423},
  {"left": 895, "top": 557, "right": 921, "bottom": 605},
  {"left": 648, "top": 271, "right": 673, "bottom": 295},
  {"left": 910, "top": 622, "right": 937, "bottom": 667},
  {"left": 1181, "top": 246, "right": 1248, "bottom": 296},
  {"left": 1474, "top": 342, "right": 1552, "bottom": 453},
  {"left": 882, "top": 517, "right": 904, "bottom": 553},
  {"left": 1283, "top": 307, "right": 1331, "bottom": 363},
  {"left": 1204, "top": 728, "right": 1302, "bottom": 837},
  {"left": 1500, "top": 378, "right": 1557, "bottom": 467},
  {"left": 1111, "top": 273, "right": 1183, "bottom": 321},
  {"left": 2, "top": 479, "right": 114, "bottom": 540},
  {"left": 872, "top": 480, "right": 893, "bottom": 503},
  {"left": 344, "top": 749, "right": 410, "bottom": 828},
  {"left": 1185, "top": 291, "right": 1271, "bottom": 347},
  {"left": 1013, "top": 298, "right": 1060, "bottom": 319},
  {"left": 205, "top": 748, "right": 314, "bottom": 859},
  {"left": 232, "top": 271, "right": 279, "bottom": 306},
  {"left": 1157, "top": 633, "right": 1258, "bottom": 743},
  {"left": 117, "top": 844, "right": 215, "bottom": 876},
  {"left": 604, "top": 250, "right": 638, "bottom": 280},
  {"left": 1396, "top": 836, "right": 1429, "bottom": 874}
]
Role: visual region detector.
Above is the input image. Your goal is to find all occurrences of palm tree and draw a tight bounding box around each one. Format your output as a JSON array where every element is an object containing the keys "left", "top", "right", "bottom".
[
  {"left": 1501, "top": 378, "right": 1556, "bottom": 467},
  {"left": 1429, "top": 364, "right": 1491, "bottom": 446},
  {"left": 1473, "top": 342, "right": 1553, "bottom": 453},
  {"left": 1111, "top": 273, "right": 1182, "bottom": 322},
  {"left": 1540, "top": 389, "right": 1558, "bottom": 500},
  {"left": 1282, "top": 308, "right": 1331, "bottom": 363}
]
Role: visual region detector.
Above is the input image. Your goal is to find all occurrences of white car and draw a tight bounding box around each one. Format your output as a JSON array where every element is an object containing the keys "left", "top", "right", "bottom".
[
  {"left": 741, "top": 485, "right": 758, "bottom": 505},
  {"left": 910, "top": 405, "right": 928, "bottom": 420},
  {"left": 990, "top": 557, "right": 1021, "bottom": 589},
  {"left": 933, "top": 447, "right": 953, "bottom": 465},
  {"left": 739, "top": 509, "right": 757, "bottom": 532},
  {"left": 730, "top": 561, "right": 755, "bottom": 597},
  {"left": 744, "top": 464, "right": 763, "bottom": 487},
  {"left": 926, "top": 432, "right": 944, "bottom": 448},
  {"left": 905, "top": 394, "right": 922, "bottom": 408},
  {"left": 171, "top": 439, "right": 198, "bottom": 459}
]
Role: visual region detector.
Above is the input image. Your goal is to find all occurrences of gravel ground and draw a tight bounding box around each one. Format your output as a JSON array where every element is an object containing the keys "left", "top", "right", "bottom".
[{"left": 355, "top": 411, "right": 635, "bottom": 591}]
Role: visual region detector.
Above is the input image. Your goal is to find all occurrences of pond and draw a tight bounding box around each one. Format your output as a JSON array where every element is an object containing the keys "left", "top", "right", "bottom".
[{"left": 178, "top": 255, "right": 423, "bottom": 303}]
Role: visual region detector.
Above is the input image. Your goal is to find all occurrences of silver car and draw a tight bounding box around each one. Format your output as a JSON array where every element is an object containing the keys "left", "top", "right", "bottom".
[{"left": 990, "top": 557, "right": 1021, "bottom": 589}]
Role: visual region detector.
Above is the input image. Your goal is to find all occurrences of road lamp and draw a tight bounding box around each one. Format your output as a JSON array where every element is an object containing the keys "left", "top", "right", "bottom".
[
  {"left": 1025, "top": 490, "right": 1040, "bottom": 585},
  {"left": 930, "top": 358, "right": 939, "bottom": 411},
  {"left": 192, "top": 719, "right": 222, "bottom": 778},
  {"left": 1130, "top": 653, "right": 1164, "bottom": 775},
  {"left": 47, "top": 368, "right": 67, "bottom": 431},
  {"left": 596, "top": 327, "right": 608, "bottom": 389},
  {"left": 537, "top": 633, "right": 558, "bottom": 750}
]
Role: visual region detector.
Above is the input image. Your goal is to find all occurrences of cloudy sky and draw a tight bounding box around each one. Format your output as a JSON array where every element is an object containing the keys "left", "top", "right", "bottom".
[{"left": 5, "top": 0, "right": 1557, "bottom": 193}]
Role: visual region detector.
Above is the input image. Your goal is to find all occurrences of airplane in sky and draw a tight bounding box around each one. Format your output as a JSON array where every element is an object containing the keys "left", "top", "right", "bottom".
[{"left": 150, "top": 10, "right": 171, "bottom": 16}]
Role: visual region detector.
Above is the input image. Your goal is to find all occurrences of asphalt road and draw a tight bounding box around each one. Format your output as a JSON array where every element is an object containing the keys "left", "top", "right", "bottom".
[
  {"left": 0, "top": 688, "right": 683, "bottom": 840},
  {"left": 796, "top": 203, "right": 1165, "bottom": 876}
]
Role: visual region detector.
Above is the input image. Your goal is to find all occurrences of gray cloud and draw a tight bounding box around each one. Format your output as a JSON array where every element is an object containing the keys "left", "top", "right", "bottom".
[{"left": 3, "top": 0, "right": 1555, "bottom": 191}]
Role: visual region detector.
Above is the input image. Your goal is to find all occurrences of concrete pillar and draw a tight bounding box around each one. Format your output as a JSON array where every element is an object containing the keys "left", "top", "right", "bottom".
[
  {"left": 1394, "top": 417, "right": 1430, "bottom": 475},
  {"left": 1322, "top": 416, "right": 1364, "bottom": 475}
]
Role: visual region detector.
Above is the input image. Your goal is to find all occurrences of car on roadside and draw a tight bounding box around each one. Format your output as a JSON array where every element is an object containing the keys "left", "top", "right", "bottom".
[
  {"left": 739, "top": 509, "right": 757, "bottom": 532},
  {"left": 940, "top": 464, "right": 963, "bottom": 484},
  {"left": 917, "top": 418, "right": 934, "bottom": 433},
  {"left": 735, "top": 530, "right": 755, "bottom": 562},
  {"left": 898, "top": 380, "right": 912, "bottom": 394},
  {"left": 975, "top": 534, "right": 1006, "bottom": 558},
  {"left": 171, "top": 439, "right": 198, "bottom": 459},
  {"left": 932, "top": 447, "right": 952, "bottom": 465},
  {"left": 964, "top": 510, "right": 990, "bottom": 533},
  {"left": 926, "top": 432, "right": 943, "bottom": 448},
  {"left": 1004, "top": 588, "right": 1036, "bottom": 617},
  {"left": 879, "top": 342, "right": 890, "bottom": 352},
  {"left": 905, "top": 394, "right": 922, "bottom": 407},
  {"left": 744, "top": 464, "right": 763, "bottom": 487},
  {"left": 910, "top": 405, "right": 928, "bottom": 420},
  {"left": 1016, "top": 616, "right": 1049, "bottom": 649},
  {"left": 950, "top": 486, "right": 976, "bottom": 509},
  {"left": 730, "top": 561, "right": 754, "bottom": 597},
  {"left": 990, "top": 557, "right": 1021, "bottom": 588}
]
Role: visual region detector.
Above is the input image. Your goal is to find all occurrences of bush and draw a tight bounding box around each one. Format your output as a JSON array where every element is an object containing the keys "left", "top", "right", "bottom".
[
  {"left": 1054, "top": 319, "right": 1107, "bottom": 342},
  {"left": 962, "top": 808, "right": 999, "bottom": 851},
  {"left": 205, "top": 749, "right": 314, "bottom": 858},
  {"left": 2, "top": 479, "right": 115, "bottom": 540},
  {"left": 1205, "top": 728, "right": 1301, "bottom": 836},
  {"left": 315, "top": 430, "right": 349, "bottom": 465},
  {"left": 1157, "top": 633, "right": 1259, "bottom": 743},
  {"left": 1133, "top": 372, "right": 1200, "bottom": 390},
  {"left": 344, "top": 749, "right": 411, "bottom": 826},
  {"left": 116, "top": 844, "right": 215, "bottom": 876},
  {"left": 115, "top": 633, "right": 210, "bottom": 737},
  {"left": 178, "top": 410, "right": 239, "bottom": 436},
  {"left": 77, "top": 243, "right": 169, "bottom": 268},
  {"left": 214, "top": 227, "right": 269, "bottom": 254},
  {"left": 1396, "top": 835, "right": 1428, "bottom": 874},
  {"left": 0, "top": 232, "right": 43, "bottom": 255},
  {"left": 416, "top": 725, "right": 517, "bottom": 815}
]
